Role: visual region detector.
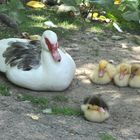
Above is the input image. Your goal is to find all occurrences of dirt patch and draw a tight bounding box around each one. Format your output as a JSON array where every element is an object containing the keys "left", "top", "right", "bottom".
[{"left": 0, "top": 29, "right": 140, "bottom": 140}]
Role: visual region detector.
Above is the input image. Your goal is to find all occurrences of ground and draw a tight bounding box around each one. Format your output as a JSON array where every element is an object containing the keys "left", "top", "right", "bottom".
[{"left": 0, "top": 28, "right": 140, "bottom": 140}]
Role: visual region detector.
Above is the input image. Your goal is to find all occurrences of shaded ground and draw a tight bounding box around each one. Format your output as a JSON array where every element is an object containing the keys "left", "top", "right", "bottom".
[{"left": 0, "top": 29, "right": 140, "bottom": 140}]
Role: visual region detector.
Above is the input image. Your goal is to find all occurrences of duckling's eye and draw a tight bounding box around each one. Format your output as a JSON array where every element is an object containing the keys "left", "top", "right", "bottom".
[
  {"left": 103, "top": 66, "right": 107, "bottom": 69},
  {"left": 87, "top": 106, "right": 90, "bottom": 110},
  {"left": 132, "top": 68, "right": 138, "bottom": 73},
  {"left": 124, "top": 68, "right": 127, "bottom": 72}
]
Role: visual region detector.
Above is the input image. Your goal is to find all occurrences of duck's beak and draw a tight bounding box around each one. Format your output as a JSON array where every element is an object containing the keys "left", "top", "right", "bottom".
[
  {"left": 51, "top": 48, "right": 61, "bottom": 62},
  {"left": 99, "top": 69, "right": 104, "bottom": 77},
  {"left": 45, "top": 38, "right": 61, "bottom": 62}
]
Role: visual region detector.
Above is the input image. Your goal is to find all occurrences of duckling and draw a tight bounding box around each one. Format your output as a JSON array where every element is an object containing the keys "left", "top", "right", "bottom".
[
  {"left": 114, "top": 63, "right": 131, "bottom": 87},
  {"left": 90, "top": 59, "right": 116, "bottom": 84},
  {"left": 21, "top": 32, "right": 41, "bottom": 40},
  {"left": 129, "top": 64, "right": 140, "bottom": 88},
  {"left": 81, "top": 95, "right": 110, "bottom": 122}
]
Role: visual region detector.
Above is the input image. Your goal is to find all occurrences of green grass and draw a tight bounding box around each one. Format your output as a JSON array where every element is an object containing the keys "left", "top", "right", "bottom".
[
  {"left": 0, "top": 84, "right": 11, "bottom": 96},
  {"left": 52, "top": 95, "right": 68, "bottom": 102},
  {"left": 99, "top": 133, "right": 116, "bottom": 140},
  {"left": 17, "top": 94, "right": 48, "bottom": 107},
  {"left": 17, "top": 94, "right": 80, "bottom": 116},
  {"left": 52, "top": 106, "right": 81, "bottom": 116}
]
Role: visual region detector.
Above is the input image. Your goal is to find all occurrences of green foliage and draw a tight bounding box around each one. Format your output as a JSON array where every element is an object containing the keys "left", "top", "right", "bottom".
[
  {"left": 0, "top": 0, "right": 25, "bottom": 23},
  {"left": 53, "top": 95, "right": 68, "bottom": 102},
  {"left": 99, "top": 133, "right": 116, "bottom": 140},
  {"left": 61, "top": 0, "right": 82, "bottom": 6},
  {"left": 0, "top": 84, "right": 11, "bottom": 96},
  {"left": 93, "top": 0, "right": 140, "bottom": 22},
  {"left": 119, "top": 0, "right": 140, "bottom": 22},
  {"left": 52, "top": 106, "right": 81, "bottom": 115},
  {"left": 17, "top": 94, "right": 48, "bottom": 107},
  {"left": 88, "top": 0, "right": 113, "bottom": 5},
  {"left": 0, "top": 0, "right": 24, "bottom": 12}
]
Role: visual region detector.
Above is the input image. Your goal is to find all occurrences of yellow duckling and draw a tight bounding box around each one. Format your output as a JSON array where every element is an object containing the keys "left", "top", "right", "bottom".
[
  {"left": 21, "top": 32, "right": 41, "bottom": 41},
  {"left": 90, "top": 60, "right": 116, "bottom": 84},
  {"left": 114, "top": 63, "right": 131, "bottom": 87},
  {"left": 129, "top": 64, "right": 140, "bottom": 88},
  {"left": 81, "top": 95, "right": 110, "bottom": 122}
]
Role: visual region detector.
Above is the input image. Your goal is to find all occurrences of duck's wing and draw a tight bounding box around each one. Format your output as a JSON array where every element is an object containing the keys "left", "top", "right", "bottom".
[{"left": 3, "top": 40, "right": 41, "bottom": 71}]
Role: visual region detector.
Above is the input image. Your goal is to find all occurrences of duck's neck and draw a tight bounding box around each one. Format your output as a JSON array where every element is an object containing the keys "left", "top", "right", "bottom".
[
  {"left": 41, "top": 48, "right": 60, "bottom": 69},
  {"left": 40, "top": 39, "right": 51, "bottom": 67}
]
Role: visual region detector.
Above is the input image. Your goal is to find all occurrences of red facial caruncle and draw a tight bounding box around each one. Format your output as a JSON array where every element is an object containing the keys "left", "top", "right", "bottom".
[{"left": 45, "top": 37, "right": 61, "bottom": 62}]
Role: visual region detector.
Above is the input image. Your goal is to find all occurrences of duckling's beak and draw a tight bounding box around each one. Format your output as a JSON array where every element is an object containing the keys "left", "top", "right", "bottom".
[
  {"left": 99, "top": 107, "right": 105, "bottom": 113},
  {"left": 130, "top": 73, "right": 135, "bottom": 79},
  {"left": 99, "top": 69, "right": 104, "bottom": 77},
  {"left": 119, "top": 72, "right": 125, "bottom": 80}
]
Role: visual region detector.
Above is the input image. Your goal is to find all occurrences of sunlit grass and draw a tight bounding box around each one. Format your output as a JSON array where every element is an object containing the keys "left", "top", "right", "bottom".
[
  {"left": 58, "top": 21, "right": 78, "bottom": 29},
  {"left": 28, "top": 15, "right": 46, "bottom": 21}
]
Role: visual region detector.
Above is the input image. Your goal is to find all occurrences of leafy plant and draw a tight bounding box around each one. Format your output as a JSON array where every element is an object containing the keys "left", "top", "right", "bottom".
[
  {"left": 61, "top": 0, "right": 82, "bottom": 6},
  {"left": 118, "top": 0, "right": 140, "bottom": 22},
  {"left": 0, "top": 0, "right": 25, "bottom": 23},
  {"left": 89, "top": 0, "right": 140, "bottom": 22},
  {"left": 99, "top": 133, "right": 116, "bottom": 140}
]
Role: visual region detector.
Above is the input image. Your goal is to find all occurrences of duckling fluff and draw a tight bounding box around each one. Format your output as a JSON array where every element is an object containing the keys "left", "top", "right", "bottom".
[
  {"left": 129, "top": 64, "right": 140, "bottom": 88},
  {"left": 81, "top": 95, "right": 110, "bottom": 122},
  {"left": 90, "top": 60, "right": 116, "bottom": 84},
  {"left": 114, "top": 63, "right": 131, "bottom": 87}
]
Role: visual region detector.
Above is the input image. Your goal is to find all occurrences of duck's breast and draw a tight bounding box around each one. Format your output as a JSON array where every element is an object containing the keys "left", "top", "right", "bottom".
[
  {"left": 91, "top": 71, "right": 111, "bottom": 84},
  {"left": 114, "top": 74, "right": 130, "bottom": 87},
  {"left": 44, "top": 50, "right": 76, "bottom": 91}
]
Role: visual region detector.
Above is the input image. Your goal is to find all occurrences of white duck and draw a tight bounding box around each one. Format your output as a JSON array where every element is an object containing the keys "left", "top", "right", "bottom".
[{"left": 0, "top": 30, "right": 76, "bottom": 91}]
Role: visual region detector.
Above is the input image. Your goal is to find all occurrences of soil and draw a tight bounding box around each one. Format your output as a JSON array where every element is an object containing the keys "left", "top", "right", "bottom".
[{"left": 0, "top": 29, "right": 140, "bottom": 140}]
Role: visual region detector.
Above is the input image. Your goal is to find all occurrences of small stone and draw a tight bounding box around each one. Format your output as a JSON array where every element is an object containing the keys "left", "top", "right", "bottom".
[
  {"left": 111, "top": 35, "right": 124, "bottom": 40},
  {"left": 42, "top": 108, "right": 52, "bottom": 114}
]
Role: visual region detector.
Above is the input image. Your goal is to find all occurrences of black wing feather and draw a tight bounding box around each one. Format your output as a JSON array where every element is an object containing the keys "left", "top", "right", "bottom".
[{"left": 3, "top": 40, "right": 41, "bottom": 71}]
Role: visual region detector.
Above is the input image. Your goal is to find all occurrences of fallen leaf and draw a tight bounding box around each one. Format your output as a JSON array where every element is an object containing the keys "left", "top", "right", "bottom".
[
  {"left": 26, "top": 1, "right": 45, "bottom": 8},
  {"left": 26, "top": 113, "right": 40, "bottom": 120}
]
